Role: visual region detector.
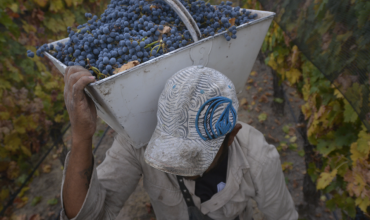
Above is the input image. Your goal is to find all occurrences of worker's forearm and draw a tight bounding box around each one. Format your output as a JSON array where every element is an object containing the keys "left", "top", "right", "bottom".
[{"left": 63, "top": 135, "right": 93, "bottom": 219}]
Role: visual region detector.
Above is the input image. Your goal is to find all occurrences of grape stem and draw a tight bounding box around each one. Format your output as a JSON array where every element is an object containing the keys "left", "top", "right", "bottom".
[
  {"left": 145, "top": 41, "right": 159, "bottom": 49},
  {"left": 91, "top": 66, "right": 106, "bottom": 79},
  {"left": 151, "top": 45, "right": 160, "bottom": 55}
]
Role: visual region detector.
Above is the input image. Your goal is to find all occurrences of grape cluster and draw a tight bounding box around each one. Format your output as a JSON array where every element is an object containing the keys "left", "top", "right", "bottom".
[
  {"left": 27, "top": 50, "right": 35, "bottom": 58},
  {"left": 27, "top": 0, "right": 257, "bottom": 80}
]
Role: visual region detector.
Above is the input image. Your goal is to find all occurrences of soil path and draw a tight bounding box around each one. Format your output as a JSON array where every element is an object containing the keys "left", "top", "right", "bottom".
[{"left": 13, "top": 58, "right": 337, "bottom": 220}]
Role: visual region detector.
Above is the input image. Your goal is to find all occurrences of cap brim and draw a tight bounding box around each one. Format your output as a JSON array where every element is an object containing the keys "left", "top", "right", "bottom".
[{"left": 144, "top": 127, "right": 224, "bottom": 176}]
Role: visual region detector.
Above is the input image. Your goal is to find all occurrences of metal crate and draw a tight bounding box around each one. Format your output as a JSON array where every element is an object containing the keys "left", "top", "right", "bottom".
[{"left": 46, "top": 9, "right": 275, "bottom": 148}]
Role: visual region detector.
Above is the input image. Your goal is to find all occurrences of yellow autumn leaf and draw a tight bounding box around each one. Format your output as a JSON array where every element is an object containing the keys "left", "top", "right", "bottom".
[
  {"left": 44, "top": 81, "right": 58, "bottom": 90},
  {"left": 63, "top": 10, "right": 75, "bottom": 27},
  {"left": 354, "top": 173, "right": 366, "bottom": 194},
  {"left": 49, "top": 0, "right": 64, "bottom": 12},
  {"left": 307, "top": 118, "right": 319, "bottom": 138},
  {"left": 43, "top": 164, "right": 52, "bottom": 173},
  {"left": 43, "top": 17, "right": 65, "bottom": 33},
  {"left": 267, "top": 53, "right": 278, "bottom": 70},
  {"left": 0, "top": 78, "right": 11, "bottom": 92},
  {"left": 35, "top": 59, "right": 47, "bottom": 72},
  {"left": 333, "top": 89, "right": 344, "bottom": 99},
  {"left": 281, "top": 161, "right": 293, "bottom": 172},
  {"left": 26, "top": 115, "right": 38, "bottom": 130},
  {"left": 289, "top": 136, "right": 297, "bottom": 143},
  {"left": 250, "top": 71, "right": 256, "bottom": 76},
  {"left": 9, "top": 3, "right": 18, "bottom": 12},
  {"left": 258, "top": 113, "right": 268, "bottom": 122},
  {"left": 0, "top": 188, "right": 9, "bottom": 201},
  {"left": 0, "top": 112, "right": 10, "bottom": 120},
  {"left": 33, "top": 0, "right": 48, "bottom": 7},
  {"left": 21, "top": 21, "right": 37, "bottom": 33},
  {"left": 302, "top": 83, "right": 310, "bottom": 101},
  {"left": 277, "top": 54, "right": 284, "bottom": 65},
  {"left": 54, "top": 114, "right": 64, "bottom": 123},
  {"left": 291, "top": 45, "right": 299, "bottom": 67},
  {"left": 355, "top": 194, "right": 370, "bottom": 212},
  {"left": 301, "top": 102, "right": 312, "bottom": 120},
  {"left": 4, "top": 60, "right": 23, "bottom": 82},
  {"left": 21, "top": 146, "right": 32, "bottom": 157},
  {"left": 350, "top": 142, "right": 364, "bottom": 163},
  {"left": 13, "top": 115, "right": 28, "bottom": 134},
  {"left": 35, "top": 84, "right": 51, "bottom": 102},
  {"left": 239, "top": 98, "right": 247, "bottom": 106},
  {"left": 285, "top": 68, "right": 301, "bottom": 84},
  {"left": 73, "top": 0, "right": 84, "bottom": 7},
  {"left": 317, "top": 169, "right": 337, "bottom": 190},
  {"left": 18, "top": 187, "right": 30, "bottom": 198},
  {"left": 4, "top": 133, "right": 22, "bottom": 152},
  {"left": 64, "top": 0, "right": 72, "bottom": 7},
  {"left": 357, "top": 129, "right": 370, "bottom": 156}
]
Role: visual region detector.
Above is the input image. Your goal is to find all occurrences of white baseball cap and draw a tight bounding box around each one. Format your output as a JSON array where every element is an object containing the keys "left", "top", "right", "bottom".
[{"left": 144, "top": 66, "right": 239, "bottom": 176}]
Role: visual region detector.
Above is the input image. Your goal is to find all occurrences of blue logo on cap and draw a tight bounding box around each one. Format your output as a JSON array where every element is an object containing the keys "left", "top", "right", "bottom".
[{"left": 195, "top": 97, "right": 237, "bottom": 141}]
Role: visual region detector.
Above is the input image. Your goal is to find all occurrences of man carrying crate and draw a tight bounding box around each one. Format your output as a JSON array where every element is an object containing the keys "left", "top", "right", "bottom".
[{"left": 61, "top": 65, "right": 298, "bottom": 220}]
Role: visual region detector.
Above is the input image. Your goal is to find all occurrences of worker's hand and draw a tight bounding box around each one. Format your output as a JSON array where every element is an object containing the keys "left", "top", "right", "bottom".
[{"left": 64, "top": 66, "right": 97, "bottom": 144}]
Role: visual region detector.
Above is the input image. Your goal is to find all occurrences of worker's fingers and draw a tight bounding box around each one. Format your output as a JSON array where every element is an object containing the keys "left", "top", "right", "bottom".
[
  {"left": 64, "top": 71, "right": 92, "bottom": 102},
  {"left": 68, "top": 70, "right": 92, "bottom": 87},
  {"left": 72, "top": 75, "right": 96, "bottom": 102},
  {"left": 65, "top": 66, "right": 87, "bottom": 84}
]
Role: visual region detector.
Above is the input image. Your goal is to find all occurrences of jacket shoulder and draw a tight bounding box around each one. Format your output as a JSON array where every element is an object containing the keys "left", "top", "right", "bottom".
[{"left": 235, "top": 122, "right": 279, "bottom": 166}]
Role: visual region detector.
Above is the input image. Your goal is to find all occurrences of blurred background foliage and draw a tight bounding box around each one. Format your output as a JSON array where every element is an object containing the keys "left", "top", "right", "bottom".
[
  {"left": 0, "top": 0, "right": 109, "bottom": 212},
  {"left": 0, "top": 0, "right": 369, "bottom": 217},
  {"left": 242, "top": 0, "right": 370, "bottom": 217}
]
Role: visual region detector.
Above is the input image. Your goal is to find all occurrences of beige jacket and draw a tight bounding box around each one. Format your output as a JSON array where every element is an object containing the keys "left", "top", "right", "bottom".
[{"left": 60, "top": 122, "right": 298, "bottom": 220}]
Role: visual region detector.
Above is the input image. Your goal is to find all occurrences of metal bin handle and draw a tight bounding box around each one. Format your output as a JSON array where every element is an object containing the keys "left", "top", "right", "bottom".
[{"left": 162, "top": 0, "right": 201, "bottom": 42}]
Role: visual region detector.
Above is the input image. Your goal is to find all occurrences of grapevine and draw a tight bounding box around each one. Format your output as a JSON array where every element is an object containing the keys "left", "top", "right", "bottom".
[
  {"left": 242, "top": 0, "right": 370, "bottom": 217},
  {"left": 0, "top": 0, "right": 109, "bottom": 214}
]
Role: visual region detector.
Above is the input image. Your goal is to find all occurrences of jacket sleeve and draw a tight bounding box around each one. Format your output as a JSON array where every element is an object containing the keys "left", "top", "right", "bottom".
[
  {"left": 246, "top": 126, "right": 298, "bottom": 220},
  {"left": 60, "top": 134, "right": 143, "bottom": 220}
]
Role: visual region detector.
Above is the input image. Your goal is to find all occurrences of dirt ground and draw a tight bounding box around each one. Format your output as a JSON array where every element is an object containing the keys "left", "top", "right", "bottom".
[{"left": 12, "top": 57, "right": 339, "bottom": 220}]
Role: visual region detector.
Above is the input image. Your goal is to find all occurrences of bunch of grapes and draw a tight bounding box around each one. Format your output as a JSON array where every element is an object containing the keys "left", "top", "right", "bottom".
[{"left": 28, "top": 0, "right": 257, "bottom": 80}]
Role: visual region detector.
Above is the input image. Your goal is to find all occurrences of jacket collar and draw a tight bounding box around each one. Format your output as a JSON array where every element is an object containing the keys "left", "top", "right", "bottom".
[{"left": 184, "top": 135, "right": 250, "bottom": 214}]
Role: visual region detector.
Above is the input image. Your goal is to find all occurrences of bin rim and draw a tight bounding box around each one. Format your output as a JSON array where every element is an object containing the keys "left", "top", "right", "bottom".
[{"left": 45, "top": 9, "right": 275, "bottom": 86}]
